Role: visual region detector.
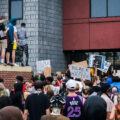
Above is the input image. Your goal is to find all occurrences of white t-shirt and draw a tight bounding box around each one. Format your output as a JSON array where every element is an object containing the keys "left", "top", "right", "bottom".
[
  {"left": 14, "top": 26, "right": 17, "bottom": 42},
  {"left": 0, "top": 30, "right": 5, "bottom": 38},
  {"left": 49, "top": 85, "right": 60, "bottom": 95}
]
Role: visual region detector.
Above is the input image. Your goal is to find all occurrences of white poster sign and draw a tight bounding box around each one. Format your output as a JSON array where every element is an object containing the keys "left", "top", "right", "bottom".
[
  {"left": 89, "top": 55, "right": 105, "bottom": 69},
  {"left": 36, "top": 60, "right": 51, "bottom": 73},
  {"left": 98, "top": 61, "right": 111, "bottom": 73},
  {"left": 70, "top": 65, "right": 91, "bottom": 80}
]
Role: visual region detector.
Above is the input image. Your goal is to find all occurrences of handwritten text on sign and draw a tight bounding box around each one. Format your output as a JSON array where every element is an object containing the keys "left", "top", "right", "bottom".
[
  {"left": 70, "top": 65, "right": 91, "bottom": 80},
  {"left": 36, "top": 60, "right": 51, "bottom": 73}
]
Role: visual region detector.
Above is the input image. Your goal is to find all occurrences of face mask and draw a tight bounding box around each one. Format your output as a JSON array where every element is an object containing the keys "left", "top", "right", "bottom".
[{"left": 112, "top": 90, "right": 118, "bottom": 94}]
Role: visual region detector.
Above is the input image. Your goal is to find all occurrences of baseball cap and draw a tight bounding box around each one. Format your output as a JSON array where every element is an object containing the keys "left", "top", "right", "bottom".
[
  {"left": 106, "top": 78, "right": 113, "bottom": 84},
  {"left": 66, "top": 79, "right": 77, "bottom": 90}
]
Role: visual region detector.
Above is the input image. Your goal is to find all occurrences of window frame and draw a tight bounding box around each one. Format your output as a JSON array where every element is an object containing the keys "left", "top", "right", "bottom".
[
  {"left": 90, "top": 0, "right": 120, "bottom": 18},
  {"left": 9, "top": 0, "right": 23, "bottom": 20}
]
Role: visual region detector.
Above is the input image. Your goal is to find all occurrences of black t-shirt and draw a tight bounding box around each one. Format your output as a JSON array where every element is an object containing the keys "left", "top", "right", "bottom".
[
  {"left": 0, "top": 23, "right": 5, "bottom": 31},
  {"left": 25, "top": 92, "right": 50, "bottom": 120},
  {"left": 0, "top": 96, "right": 12, "bottom": 109},
  {"left": 0, "top": 23, "right": 6, "bottom": 40},
  {"left": 90, "top": 86, "right": 101, "bottom": 94}
]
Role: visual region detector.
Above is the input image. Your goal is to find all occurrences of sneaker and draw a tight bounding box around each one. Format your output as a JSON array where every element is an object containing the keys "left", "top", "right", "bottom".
[
  {"left": 11, "top": 63, "right": 19, "bottom": 66},
  {"left": 21, "top": 63, "right": 24, "bottom": 66},
  {"left": 6, "top": 63, "right": 12, "bottom": 66},
  {"left": 26, "top": 64, "right": 30, "bottom": 66}
]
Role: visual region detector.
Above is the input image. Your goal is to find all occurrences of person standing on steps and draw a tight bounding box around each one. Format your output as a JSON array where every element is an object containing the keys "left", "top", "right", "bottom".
[{"left": 17, "top": 23, "right": 29, "bottom": 66}]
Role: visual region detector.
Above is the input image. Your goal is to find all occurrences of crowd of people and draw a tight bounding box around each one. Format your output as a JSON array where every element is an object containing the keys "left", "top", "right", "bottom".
[
  {"left": 1, "top": 15, "right": 120, "bottom": 120},
  {"left": 0, "top": 16, "right": 29, "bottom": 66},
  {"left": 0, "top": 71, "right": 120, "bottom": 120}
]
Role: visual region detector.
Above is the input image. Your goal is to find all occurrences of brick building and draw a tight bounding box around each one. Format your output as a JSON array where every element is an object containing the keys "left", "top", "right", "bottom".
[
  {"left": 63, "top": 0, "right": 120, "bottom": 70},
  {"left": 0, "top": 0, "right": 66, "bottom": 73}
]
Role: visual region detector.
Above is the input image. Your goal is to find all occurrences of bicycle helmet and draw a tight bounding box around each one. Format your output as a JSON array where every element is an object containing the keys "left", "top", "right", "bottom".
[{"left": 50, "top": 94, "right": 66, "bottom": 107}]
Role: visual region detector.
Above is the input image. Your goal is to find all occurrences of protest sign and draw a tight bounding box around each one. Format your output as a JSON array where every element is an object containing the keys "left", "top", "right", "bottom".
[
  {"left": 56, "top": 72, "right": 62, "bottom": 76},
  {"left": 70, "top": 65, "right": 91, "bottom": 80},
  {"left": 36, "top": 60, "right": 51, "bottom": 73},
  {"left": 89, "top": 55, "right": 105, "bottom": 69},
  {"left": 72, "top": 61, "right": 88, "bottom": 68},
  {"left": 98, "top": 61, "right": 111, "bottom": 73},
  {"left": 44, "top": 67, "right": 52, "bottom": 77},
  {"left": 116, "top": 70, "right": 120, "bottom": 77}
]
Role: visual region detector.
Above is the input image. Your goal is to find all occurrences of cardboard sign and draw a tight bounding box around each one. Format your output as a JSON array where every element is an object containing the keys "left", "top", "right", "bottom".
[
  {"left": 89, "top": 55, "right": 105, "bottom": 69},
  {"left": 36, "top": 60, "right": 51, "bottom": 73},
  {"left": 72, "top": 61, "right": 88, "bottom": 68},
  {"left": 98, "top": 61, "right": 111, "bottom": 73},
  {"left": 70, "top": 65, "right": 91, "bottom": 80},
  {"left": 44, "top": 67, "right": 52, "bottom": 77},
  {"left": 56, "top": 72, "right": 62, "bottom": 76}
]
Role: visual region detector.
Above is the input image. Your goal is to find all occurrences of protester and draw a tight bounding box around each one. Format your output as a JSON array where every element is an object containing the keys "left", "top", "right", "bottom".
[
  {"left": 0, "top": 106, "right": 23, "bottom": 120},
  {"left": 24, "top": 82, "right": 31, "bottom": 100},
  {"left": 44, "top": 85, "right": 54, "bottom": 99},
  {"left": 91, "top": 76, "right": 101, "bottom": 94},
  {"left": 82, "top": 86, "right": 91, "bottom": 100},
  {"left": 46, "top": 77, "right": 60, "bottom": 95},
  {"left": 24, "top": 80, "right": 50, "bottom": 120},
  {"left": 10, "top": 82, "right": 24, "bottom": 111},
  {"left": 0, "top": 16, "right": 9, "bottom": 64},
  {"left": 84, "top": 96, "right": 107, "bottom": 120},
  {"left": 63, "top": 73, "right": 70, "bottom": 83},
  {"left": 41, "top": 94, "right": 70, "bottom": 120},
  {"left": 115, "top": 93, "right": 120, "bottom": 120},
  {"left": 17, "top": 23, "right": 29, "bottom": 66},
  {"left": 63, "top": 79, "right": 84, "bottom": 120},
  {"left": 0, "top": 96, "right": 12, "bottom": 109},
  {"left": 12, "top": 21, "right": 19, "bottom": 66},
  {"left": 111, "top": 86, "right": 119, "bottom": 105},
  {"left": 0, "top": 77, "right": 10, "bottom": 96},
  {"left": 0, "top": 83, "right": 8, "bottom": 97},
  {"left": 16, "top": 76, "right": 25, "bottom": 93},
  {"left": 101, "top": 83, "right": 115, "bottom": 120},
  {"left": 6, "top": 17, "right": 17, "bottom": 66},
  {"left": 55, "top": 75, "right": 63, "bottom": 87}
]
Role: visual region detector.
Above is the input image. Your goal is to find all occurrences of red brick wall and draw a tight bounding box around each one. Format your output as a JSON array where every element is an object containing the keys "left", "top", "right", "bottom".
[{"left": 0, "top": 71, "right": 32, "bottom": 91}]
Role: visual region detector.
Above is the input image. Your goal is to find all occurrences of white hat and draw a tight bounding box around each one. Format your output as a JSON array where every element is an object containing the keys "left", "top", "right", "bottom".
[{"left": 66, "top": 79, "right": 77, "bottom": 90}]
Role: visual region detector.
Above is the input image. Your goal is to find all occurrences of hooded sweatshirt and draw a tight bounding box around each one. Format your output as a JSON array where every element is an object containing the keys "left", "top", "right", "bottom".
[{"left": 7, "top": 17, "right": 17, "bottom": 43}]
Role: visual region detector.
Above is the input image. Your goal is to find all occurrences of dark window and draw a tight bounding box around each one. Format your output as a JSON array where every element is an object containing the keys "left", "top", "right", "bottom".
[
  {"left": 9, "top": 0, "right": 23, "bottom": 19},
  {"left": 91, "top": 0, "right": 120, "bottom": 18}
]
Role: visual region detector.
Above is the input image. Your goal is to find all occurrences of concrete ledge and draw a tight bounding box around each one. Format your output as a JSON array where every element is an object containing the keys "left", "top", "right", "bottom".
[{"left": 0, "top": 65, "right": 32, "bottom": 72}]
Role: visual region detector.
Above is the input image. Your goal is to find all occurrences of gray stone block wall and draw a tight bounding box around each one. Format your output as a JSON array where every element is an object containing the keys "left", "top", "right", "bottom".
[
  {"left": 0, "top": 0, "right": 8, "bottom": 19},
  {"left": 0, "top": 0, "right": 66, "bottom": 73},
  {"left": 38, "top": 0, "right": 66, "bottom": 73}
]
